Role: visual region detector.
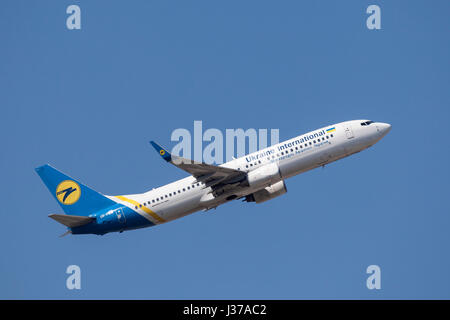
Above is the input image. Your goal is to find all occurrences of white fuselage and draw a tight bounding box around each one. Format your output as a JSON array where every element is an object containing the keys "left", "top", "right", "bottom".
[{"left": 108, "top": 120, "right": 391, "bottom": 225}]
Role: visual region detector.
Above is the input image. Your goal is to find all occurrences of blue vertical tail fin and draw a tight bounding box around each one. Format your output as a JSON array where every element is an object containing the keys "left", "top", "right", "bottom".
[{"left": 35, "top": 164, "right": 116, "bottom": 216}]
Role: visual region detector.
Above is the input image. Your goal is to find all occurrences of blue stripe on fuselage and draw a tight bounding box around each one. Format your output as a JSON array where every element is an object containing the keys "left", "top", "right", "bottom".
[{"left": 70, "top": 203, "right": 154, "bottom": 235}]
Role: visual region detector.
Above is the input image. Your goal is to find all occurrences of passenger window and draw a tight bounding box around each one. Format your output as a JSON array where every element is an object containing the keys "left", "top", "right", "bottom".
[{"left": 331, "top": 134, "right": 334, "bottom": 137}]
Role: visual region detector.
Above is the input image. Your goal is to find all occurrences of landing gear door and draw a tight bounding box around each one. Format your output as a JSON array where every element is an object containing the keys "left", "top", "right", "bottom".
[{"left": 344, "top": 125, "right": 354, "bottom": 139}]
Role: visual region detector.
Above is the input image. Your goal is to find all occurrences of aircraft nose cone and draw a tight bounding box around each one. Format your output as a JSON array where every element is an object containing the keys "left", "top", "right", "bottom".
[{"left": 377, "top": 122, "right": 391, "bottom": 136}]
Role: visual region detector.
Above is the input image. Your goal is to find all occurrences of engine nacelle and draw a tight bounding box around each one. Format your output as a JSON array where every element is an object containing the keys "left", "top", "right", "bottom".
[
  {"left": 246, "top": 162, "right": 281, "bottom": 189},
  {"left": 245, "top": 180, "right": 287, "bottom": 204}
]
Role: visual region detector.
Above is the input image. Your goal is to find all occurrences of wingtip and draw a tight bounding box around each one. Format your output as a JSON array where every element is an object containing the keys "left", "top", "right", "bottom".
[
  {"left": 150, "top": 140, "right": 161, "bottom": 151},
  {"left": 149, "top": 141, "right": 172, "bottom": 162},
  {"left": 35, "top": 164, "right": 50, "bottom": 172}
]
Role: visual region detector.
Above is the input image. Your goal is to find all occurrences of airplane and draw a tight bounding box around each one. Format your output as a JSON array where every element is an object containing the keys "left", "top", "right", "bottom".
[{"left": 35, "top": 120, "right": 391, "bottom": 236}]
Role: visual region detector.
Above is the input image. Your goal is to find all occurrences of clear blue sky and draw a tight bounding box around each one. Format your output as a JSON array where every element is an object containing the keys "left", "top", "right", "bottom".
[{"left": 1, "top": 0, "right": 449, "bottom": 299}]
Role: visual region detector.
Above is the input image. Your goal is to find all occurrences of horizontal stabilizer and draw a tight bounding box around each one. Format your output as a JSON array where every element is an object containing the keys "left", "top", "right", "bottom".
[
  {"left": 59, "top": 230, "right": 72, "bottom": 238},
  {"left": 49, "top": 214, "right": 95, "bottom": 228}
]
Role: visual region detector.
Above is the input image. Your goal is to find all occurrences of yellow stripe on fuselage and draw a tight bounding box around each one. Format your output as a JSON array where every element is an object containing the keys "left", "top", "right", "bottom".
[{"left": 115, "top": 195, "right": 166, "bottom": 223}]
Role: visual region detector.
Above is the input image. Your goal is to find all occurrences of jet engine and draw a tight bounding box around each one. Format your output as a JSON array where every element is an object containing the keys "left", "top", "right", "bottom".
[
  {"left": 245, "top": 180, "right": 287, "bottom": 204},
  {"left": 246, "top": 162, "right": 282, "bottom": 189}
]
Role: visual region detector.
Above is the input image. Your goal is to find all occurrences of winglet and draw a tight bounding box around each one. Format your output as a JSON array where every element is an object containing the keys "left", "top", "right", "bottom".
[{"left": 150, "top": 141, "right": 172, "bottom": 162}]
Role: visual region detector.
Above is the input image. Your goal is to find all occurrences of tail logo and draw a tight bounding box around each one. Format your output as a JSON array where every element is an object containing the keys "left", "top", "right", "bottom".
[
  {"left": 56, "top": 180, "right": 81, "bottom": 205},
  {"left": 160, "top": 149, "right": 165, "bottom": 156}
]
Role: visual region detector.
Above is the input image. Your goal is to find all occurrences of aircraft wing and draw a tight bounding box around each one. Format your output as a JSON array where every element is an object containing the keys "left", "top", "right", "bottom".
[{"left": 150, "top": 141, "right": 246, "bottom": 189}]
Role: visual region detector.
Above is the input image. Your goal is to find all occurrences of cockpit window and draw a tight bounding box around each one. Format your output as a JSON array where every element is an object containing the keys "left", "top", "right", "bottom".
[{"left": 361, "top": 120, "right": 374, "bottom": 126}]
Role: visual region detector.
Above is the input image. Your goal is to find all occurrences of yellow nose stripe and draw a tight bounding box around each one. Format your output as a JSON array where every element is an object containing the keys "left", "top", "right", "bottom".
[{"left": 115, "top": 195, "right": 166, "bottom": 223}]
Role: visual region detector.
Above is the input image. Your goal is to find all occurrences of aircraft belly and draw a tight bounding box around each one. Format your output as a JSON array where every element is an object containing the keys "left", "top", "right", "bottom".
[
  {"left": 279, "top": 152, "right": 319, "bottom": 179},
  {"left": 157, "top": 194, "right": 203, "bottom": 221}
]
